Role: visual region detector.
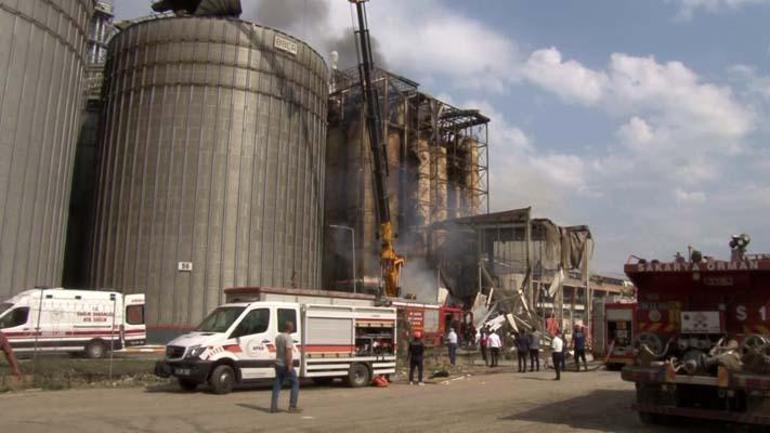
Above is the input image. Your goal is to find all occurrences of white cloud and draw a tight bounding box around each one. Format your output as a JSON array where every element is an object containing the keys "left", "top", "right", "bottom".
[
  {"left": 521, "top": 48, "right": 607, "bottom": 105},
  {"left": 673, "top": 0, "right": 770, "bottom": 19},
  {"left": 247, "top": 0, "right": 519, "bottom": 93},
  {"left": 674, "top": 188, "right": 707, "bottom": 204},
  {"left": 606, "top": 54, "right": 753, "bottom": 143},
  {"left": 524, "top": 49, "right": 754, "bottom": 150},
  {"left": 617, "top": 116, "right": 655, "bottom": 149},
  {"left": 729, "top": 65, "right": 770, "bottom": 100}
]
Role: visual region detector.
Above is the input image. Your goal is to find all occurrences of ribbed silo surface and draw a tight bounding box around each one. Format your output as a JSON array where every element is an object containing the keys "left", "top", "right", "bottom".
[
  {"left": 0, "top": 0, "right": 93, "bottom": 298},
  {"left": 89, "top": 17, "right": 328, "bottom": 328}
]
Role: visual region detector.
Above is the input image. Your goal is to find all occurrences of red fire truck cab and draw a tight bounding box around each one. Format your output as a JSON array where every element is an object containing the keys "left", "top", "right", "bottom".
[{"left": 622, "top": 235, "right": 770, "bottom": 426}]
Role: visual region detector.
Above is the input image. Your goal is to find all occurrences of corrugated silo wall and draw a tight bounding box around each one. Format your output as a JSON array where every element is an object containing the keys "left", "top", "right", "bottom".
[
  {"left": 88, "top": 17, "right": 328, "bottom": 330},
  {"left": 0, "top": 0, "right": 94, "bottom": 298}
]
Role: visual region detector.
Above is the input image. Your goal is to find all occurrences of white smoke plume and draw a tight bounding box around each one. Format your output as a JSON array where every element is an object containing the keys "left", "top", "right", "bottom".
[{"left": 246, "top": 0, "right": 387, "bottom": 69}]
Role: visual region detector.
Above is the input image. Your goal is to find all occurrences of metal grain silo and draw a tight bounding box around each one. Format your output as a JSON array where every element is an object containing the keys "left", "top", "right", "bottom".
[
  {"left": 88, "top": 16, "right": 328, "bottom": 329},
  {"left": 0, "top": 0, "right": 94, "bottom": 298}
]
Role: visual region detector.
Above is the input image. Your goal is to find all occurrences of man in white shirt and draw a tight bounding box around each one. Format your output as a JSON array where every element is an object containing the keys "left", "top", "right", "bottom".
[
  {"left": 487, "top": 330, "right": 502, "bottom": 367},
  {"left": 447, "top": 328, "right": 458, "bottom": 366},
  {"left": 551, "top": 331, "right": 564, "bottom": 380}
]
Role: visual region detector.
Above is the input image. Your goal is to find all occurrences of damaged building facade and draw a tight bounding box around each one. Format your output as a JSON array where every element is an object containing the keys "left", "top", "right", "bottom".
[{"left": 323, "top": 67, "right": 489, "bottom": 302}]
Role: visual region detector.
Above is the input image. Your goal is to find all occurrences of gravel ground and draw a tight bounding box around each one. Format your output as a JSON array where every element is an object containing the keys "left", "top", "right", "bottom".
[{"left": 0, "top": 368, "right": 731, "bottom": 433}]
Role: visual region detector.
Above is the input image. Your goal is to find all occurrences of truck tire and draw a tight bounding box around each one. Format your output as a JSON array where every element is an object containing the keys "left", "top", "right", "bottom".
[
  {"left": 178, "top": 378, "right": 198, "bottom": 391},
  {"left": 344, "top": 363, "right": 371, "bottom": 388},
  {"left": 85, "top": 340, "right": 106, "bottom": 359},
  {"left": 209, "top": 364, "right": 236, "bottom": 395}
]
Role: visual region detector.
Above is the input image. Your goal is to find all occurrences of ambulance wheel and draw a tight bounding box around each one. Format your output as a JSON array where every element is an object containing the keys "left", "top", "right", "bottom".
[
  {"left": 85, "top": 340, "right": 106, "bottom": 359},
  {"left": 344, "top": 363, "right": 371, "bottom": 388},
  {"left": 178, "top": 378, "right": 198, "bottom": 391},
  {"left": 209, "top": 365, "right": 236, "bottom": 394}
]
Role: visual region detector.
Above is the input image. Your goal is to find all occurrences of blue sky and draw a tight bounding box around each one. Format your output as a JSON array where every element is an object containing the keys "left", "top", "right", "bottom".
[{"left": 115, "top": 0, "right": 770, "bottom": 275}]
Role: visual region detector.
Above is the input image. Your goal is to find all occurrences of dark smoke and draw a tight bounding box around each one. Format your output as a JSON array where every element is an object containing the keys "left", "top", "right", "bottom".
[{"left": 249, "top": 0, "right": 387, "bottom": 69}]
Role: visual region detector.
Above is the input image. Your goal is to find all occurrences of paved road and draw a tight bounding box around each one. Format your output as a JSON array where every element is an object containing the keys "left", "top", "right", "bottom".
[{"left": 0, "top": 369, "right": 727, "bottom": 433}]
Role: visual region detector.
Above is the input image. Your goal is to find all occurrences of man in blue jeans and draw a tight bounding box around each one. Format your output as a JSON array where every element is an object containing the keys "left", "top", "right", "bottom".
[
  {"left": 271, "top": 321, "right": 300, "bottom": 413},
  {"left": 572, "top": 325, "right": 588, "bottom": 371}
]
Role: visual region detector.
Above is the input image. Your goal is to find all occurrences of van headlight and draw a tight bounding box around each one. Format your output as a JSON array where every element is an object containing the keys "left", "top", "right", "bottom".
[{"left": 186, "top": 345, "right": 207, "bottom": 359}]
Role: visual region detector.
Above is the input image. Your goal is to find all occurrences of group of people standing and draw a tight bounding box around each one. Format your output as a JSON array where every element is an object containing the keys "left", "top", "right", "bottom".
[
  {"left": 405, "top": 323, "right": 590, "bottom": 388},
  {"left": 513, "top": 330, "right": 543, "bottom": 372},
  {"left": 479, "top": 324, "right": 590, "bottom": 380}
]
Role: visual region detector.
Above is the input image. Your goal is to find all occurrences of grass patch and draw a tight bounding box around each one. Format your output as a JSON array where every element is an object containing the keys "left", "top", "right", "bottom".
[{"left": 0, "top": 357, "right": 167, "bottom": 392}]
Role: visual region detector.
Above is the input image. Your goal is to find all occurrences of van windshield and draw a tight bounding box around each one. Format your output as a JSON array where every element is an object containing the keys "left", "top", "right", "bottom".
[
  {"left": 0, "top": 303, "right": 12, "bottom": 317},
  {"left": 196, "top": 307, "right": 246, "bottom": 333}
]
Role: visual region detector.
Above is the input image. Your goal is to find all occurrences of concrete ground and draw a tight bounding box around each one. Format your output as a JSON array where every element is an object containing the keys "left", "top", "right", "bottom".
[{"left": 1, "top": 368, "right": 730, "bottom": 433}]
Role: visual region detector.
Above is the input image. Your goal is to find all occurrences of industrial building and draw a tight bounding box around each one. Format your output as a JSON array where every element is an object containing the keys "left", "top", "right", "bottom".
[
  {"left": 0, "top": 0, "right": 95, "bottom": 298},
  {"left": 64, "top": 0, "right": 116, "bottom": 287},
  {"left": 323, "top": 67, "right": 489, "bottom": 300},
  {"left": 0, "top": 0, "right": 625, "bottom": 338},
  {"left": 85, "top": 12, "right": 329, "bottom": 329}
]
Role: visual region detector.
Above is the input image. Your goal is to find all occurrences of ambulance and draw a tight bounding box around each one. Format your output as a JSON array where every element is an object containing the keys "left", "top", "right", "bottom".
[
  {"left": 0, "top": 288, "right": 146, "bottom": 358},
  {"left": 155, "top": 287, "right": 397, "bottom": 394}
]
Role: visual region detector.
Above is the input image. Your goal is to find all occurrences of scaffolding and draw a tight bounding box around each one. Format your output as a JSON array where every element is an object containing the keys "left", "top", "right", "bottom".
[{"left": 324, "top": 66, "right": 490, "bottom": 292}]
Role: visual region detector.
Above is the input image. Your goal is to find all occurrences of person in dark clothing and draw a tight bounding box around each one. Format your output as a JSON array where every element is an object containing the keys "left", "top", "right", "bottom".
[
  {"left": 479, "top": 328, "right": 489, "bottom": 367},
  {"left": 572, "top": 325, "right": 588, "bottom": 371},
  {"left": 515, "top": 332, "right": 530, "bottom": 372},
  {"left": 529, "top": 330, "right": 541, "bottom": 372},
  {"left": 561, "top": 333, "right": 567, "bottom": 372},
  {"left": 408, "top": 331, "right": 425, "bottom": 385}
]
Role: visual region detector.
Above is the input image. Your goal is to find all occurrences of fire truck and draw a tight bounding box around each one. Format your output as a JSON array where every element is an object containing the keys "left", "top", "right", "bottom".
[
  {"left": 593, "top": 301, "right": 637, "bottom": 369},
  {"left": 391, "top": 300, "right": 464, "bottom": 347},
  {"left": 622, "top": 234, "right": 770, "bottom": 426}
]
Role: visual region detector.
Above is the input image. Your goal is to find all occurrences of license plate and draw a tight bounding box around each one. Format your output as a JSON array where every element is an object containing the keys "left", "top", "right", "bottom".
[{"left": 176, "top": 368, "right": 191, "bottom": 376}]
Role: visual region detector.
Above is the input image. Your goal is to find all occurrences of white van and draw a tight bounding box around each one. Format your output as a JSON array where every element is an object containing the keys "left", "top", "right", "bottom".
[
  {"left": 155, "top": 297, "right": 397, "bottom": 394},
  {"left": 0, "top": 288, "right": 146, "bottom": 358}
]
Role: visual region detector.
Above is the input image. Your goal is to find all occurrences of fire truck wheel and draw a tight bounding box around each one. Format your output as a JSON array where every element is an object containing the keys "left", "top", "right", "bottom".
[
  {"left": 209, "top": 365, "right": 236, "bottom": 394},
  {"left": 344, "top": 363, "right": 371, "bottom": 388},
  {"left": 85, "top": 340, "right": 106, "bottom": 359},
  {"left": 178, "top": 378, "right": 198, "bottom": 391}
]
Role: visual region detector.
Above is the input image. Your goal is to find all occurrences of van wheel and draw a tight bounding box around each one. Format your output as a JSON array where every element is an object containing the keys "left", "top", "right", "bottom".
[
  {"left": 178, "top": 378, "right": 198, "bottom": 391},
  {"left": 85, "top": 340, "right": 106, "bottom": 359},
  {"left": 344, "top": 363, "right": 371, "bottom": 388},
  {"left": 209, "top": 365, "right": 236, "bottom": 394}
]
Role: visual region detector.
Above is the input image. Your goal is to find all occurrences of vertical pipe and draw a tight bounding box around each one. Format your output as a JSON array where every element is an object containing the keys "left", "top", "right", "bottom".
[
  {"left": 584, "top": 241, "right": 591, "bottom": 335},
  {"left": 525, "top": 208, "right": 533, "bottom": 311},
  {"left": 352, "top": 229, "right": 357, "bottom": 294}
]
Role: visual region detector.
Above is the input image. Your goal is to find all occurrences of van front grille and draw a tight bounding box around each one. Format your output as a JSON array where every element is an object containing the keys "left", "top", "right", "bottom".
[{"left": 166, "top": 346, "right": 185, "bottom": 359}]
